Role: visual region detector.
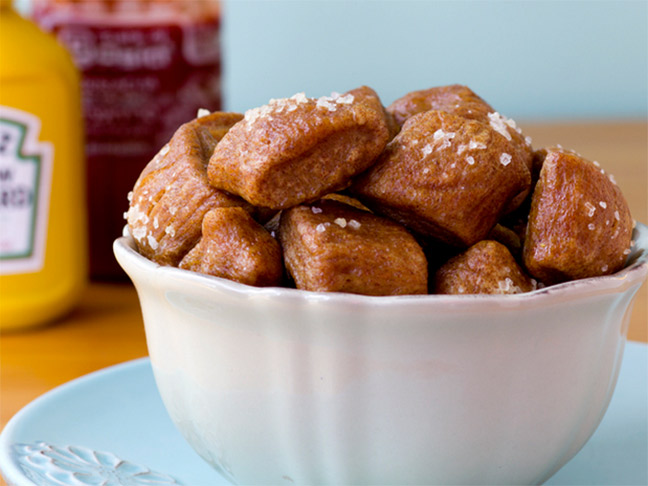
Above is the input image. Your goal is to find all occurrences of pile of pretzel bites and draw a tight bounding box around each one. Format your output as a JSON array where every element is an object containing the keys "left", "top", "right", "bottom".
[{"left": 126, "top": 85, "right": 633, "bottom": 296}]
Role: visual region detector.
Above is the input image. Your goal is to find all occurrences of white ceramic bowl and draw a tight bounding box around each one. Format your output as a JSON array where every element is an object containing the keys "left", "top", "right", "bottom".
[{"left": 114, "top": 223, "right": 648, "bottom": 486}]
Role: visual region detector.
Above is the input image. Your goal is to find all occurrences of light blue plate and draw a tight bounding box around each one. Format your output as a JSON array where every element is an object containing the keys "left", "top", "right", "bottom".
[{"left": 1, "top": 342, "right": 646, "bottom": 486}]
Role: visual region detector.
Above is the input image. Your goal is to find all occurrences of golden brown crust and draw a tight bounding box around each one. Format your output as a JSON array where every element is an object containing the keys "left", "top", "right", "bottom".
[
  {"left": 279, "top": 199, "right": 428, "bottom": 295},
  {"left": 522, "top": 147, "right": 634, "bottom": 284},
  {"left": 179, "top": 207, "right": 283, "bottom": 287},
  {"left": 351, "top": 109, "right": 532, "bottom": 247},
  {"left": 207, "top": 88, "right": 390, "bottom": 209},
  {"left": 434, "top": 240, "right": 535, "bottom": 295},
  {"left": 126, "top": 112, "right": 251, "bottom": 266}
]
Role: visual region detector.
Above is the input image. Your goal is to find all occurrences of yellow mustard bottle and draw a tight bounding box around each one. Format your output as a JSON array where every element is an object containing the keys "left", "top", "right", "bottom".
[{"left": 0, "top": 0, "right": 87, "bottom": 331}]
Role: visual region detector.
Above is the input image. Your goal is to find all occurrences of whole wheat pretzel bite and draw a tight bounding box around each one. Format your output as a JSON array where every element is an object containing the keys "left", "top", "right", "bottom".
[
  {"left": 207, "top": 87, "right": 390, "bottom": 209},
  {"left": 387, "top": 84, "right": 534, "bottom": 174},
  {"left": 523, "top": 147, "right": 634, "bottom": 284},
  {"left": 279, "top": 199, "right": 428, "bottom": 295},
  {"left": 126, "top": 111, "right": 252, "bottom": 266},
  {"left": 388, "top": 84, "right": 493, "bottom": 127},
  {"left": 351, "top": 109, "right": 532, "bottom": 247},
  {"left": 179, "top": 207, "right": 283, "bottom": 287},
  {"left": 434, "top": 240, "right": 535, "bottom": 295}
]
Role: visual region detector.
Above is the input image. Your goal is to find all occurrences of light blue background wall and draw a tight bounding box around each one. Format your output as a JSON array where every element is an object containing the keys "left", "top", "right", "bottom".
[{"left": 222, "top": 0, "right": 648, "bottom": 120}]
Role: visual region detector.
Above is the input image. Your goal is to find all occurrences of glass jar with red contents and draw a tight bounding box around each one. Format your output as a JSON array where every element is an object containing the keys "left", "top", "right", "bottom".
[{"left": 33, "top": 0, "right": 222, "bottom": 279}]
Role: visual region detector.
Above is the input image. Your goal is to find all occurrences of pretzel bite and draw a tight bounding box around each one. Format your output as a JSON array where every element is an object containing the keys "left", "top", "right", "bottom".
[
  {"left": 126, "top": 112, "right": 252, "bottom": 266},
  {"left": 522, "top": 147, "right": 634, "bottom": 284},
  {"left": 179, "top": 207, "right": 283, "bottom": 287},
  {"left": 387, "top": 84, "right": 534, "bottom": 176},
  {"left": 434, "top": 240, "right": 535, "bottom": 295},
  {"left": 207, "top": 87, "right": 390, "bottom": 209},
  {"left": 351, "top": 109, "right": 532, "bottom": 247},
  {"left": 387, "top": 84, "right": 493, "bottom": 127},
  {"left": 279, "top": 199, "right": 428, "bottom": 295}
]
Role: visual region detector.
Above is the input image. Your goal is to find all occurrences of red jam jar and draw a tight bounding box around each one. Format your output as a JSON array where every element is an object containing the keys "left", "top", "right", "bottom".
[{"left": 33, "top": 0, "right": 222, "bottom": 279}]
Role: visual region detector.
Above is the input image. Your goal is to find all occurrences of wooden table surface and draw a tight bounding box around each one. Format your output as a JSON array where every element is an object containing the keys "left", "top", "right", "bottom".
[{"left": 0, "top": 121, "right": 646, "bottom": 480}]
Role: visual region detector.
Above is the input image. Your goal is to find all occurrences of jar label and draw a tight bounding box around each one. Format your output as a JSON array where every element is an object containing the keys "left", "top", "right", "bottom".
[
  {"left": 33, "top": 4, "right": 222, "bottom": 277},
  {"left": 0, "top": 107, "right": 53, "bottom": 275}
]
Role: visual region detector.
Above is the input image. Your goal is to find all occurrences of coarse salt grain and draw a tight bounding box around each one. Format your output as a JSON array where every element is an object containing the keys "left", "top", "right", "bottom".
[
  {"left": 334, "top": 218, "right": 347, "bottom": 228},
  {"left": 165, "top": 226, "right": 176, "bottom": 237},
  {"left": 244, "top": 105, "right": 272, "bottom": 125},
  {"left": 599, "top": 201, "right": 607, "bottom": 209},
  {"left": 584, "top": 202, "right": 596, "bottom": 217},
  {"left": 458, "top": 141, "right": 486, "bottom": 154},
  {"left": 335, "top": 94, "right": 354, "bottom": 104},
  {"left": 160, "top": 144, "right": 170, "bottom": 156},
  {"left": 504, "top": 116, "right": 521, "bottom": 132},
  {"left": 127, "top": 205, "right": 149, "bottom": 225},
  {"left": 348, "top": 219, "right": 361, "bottom": 229},
  {"left": 131, "top": 226, "right": 147, "bottom": 242},
  {"left": 422, "top": 144, "right": 433, "bottom": 156},
  {"left": 588, "top": 223, "right": 596, "bottom": 230},
  {"left": 497, "top": 277, "right": 522, "bottom": 294},
  {"left": 316, "top": 96, "right": 338, "bottom": 112},
  {"left": 609, "top": 174, "right": 617, "bottom": 185},
  {"left": 614, "top": 210, "right": 620, "bottom": 221},
  {"left": 433, "top": 129, "right": 455, "bottom": 149},
  {"left": 153, "top": 217, "right": 159, "bottom": 229},
  {"left": 127, "top": 191, "right": 133, "bottom": 202},
  {"left": 311, "top": 206, "right": 323, "bottom": 214},
  {"left": 488, "top": 112, "right": 512, "bottom": 141},
  {"left": 291, "top": 92, "right": 309, "bottom": 103},
  {"left": 500, "top": 153, "right": 512, "bottom": 166},
  {"left": 197, "top": 108, "right": 210, "bottom": 118},
  {"left": 601, "top": 264, "right": 608, "bottom": 272},
  {"left": 466, "top": 156, "right": 475, "bottom": 165},
  {"left": 316, "top": 223, "right": 327, "bottom": 233},
  {"left": 147, "top": 234, "right": 159, "bottom": 250},
  {"left": 623, "top": 248, "right": 631, "bottom": 255}
]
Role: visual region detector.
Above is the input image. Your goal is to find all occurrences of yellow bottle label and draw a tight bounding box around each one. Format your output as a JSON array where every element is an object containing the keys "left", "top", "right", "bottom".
[{"left": 0, "top": 106, "right": 53, "bottom": 275}]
